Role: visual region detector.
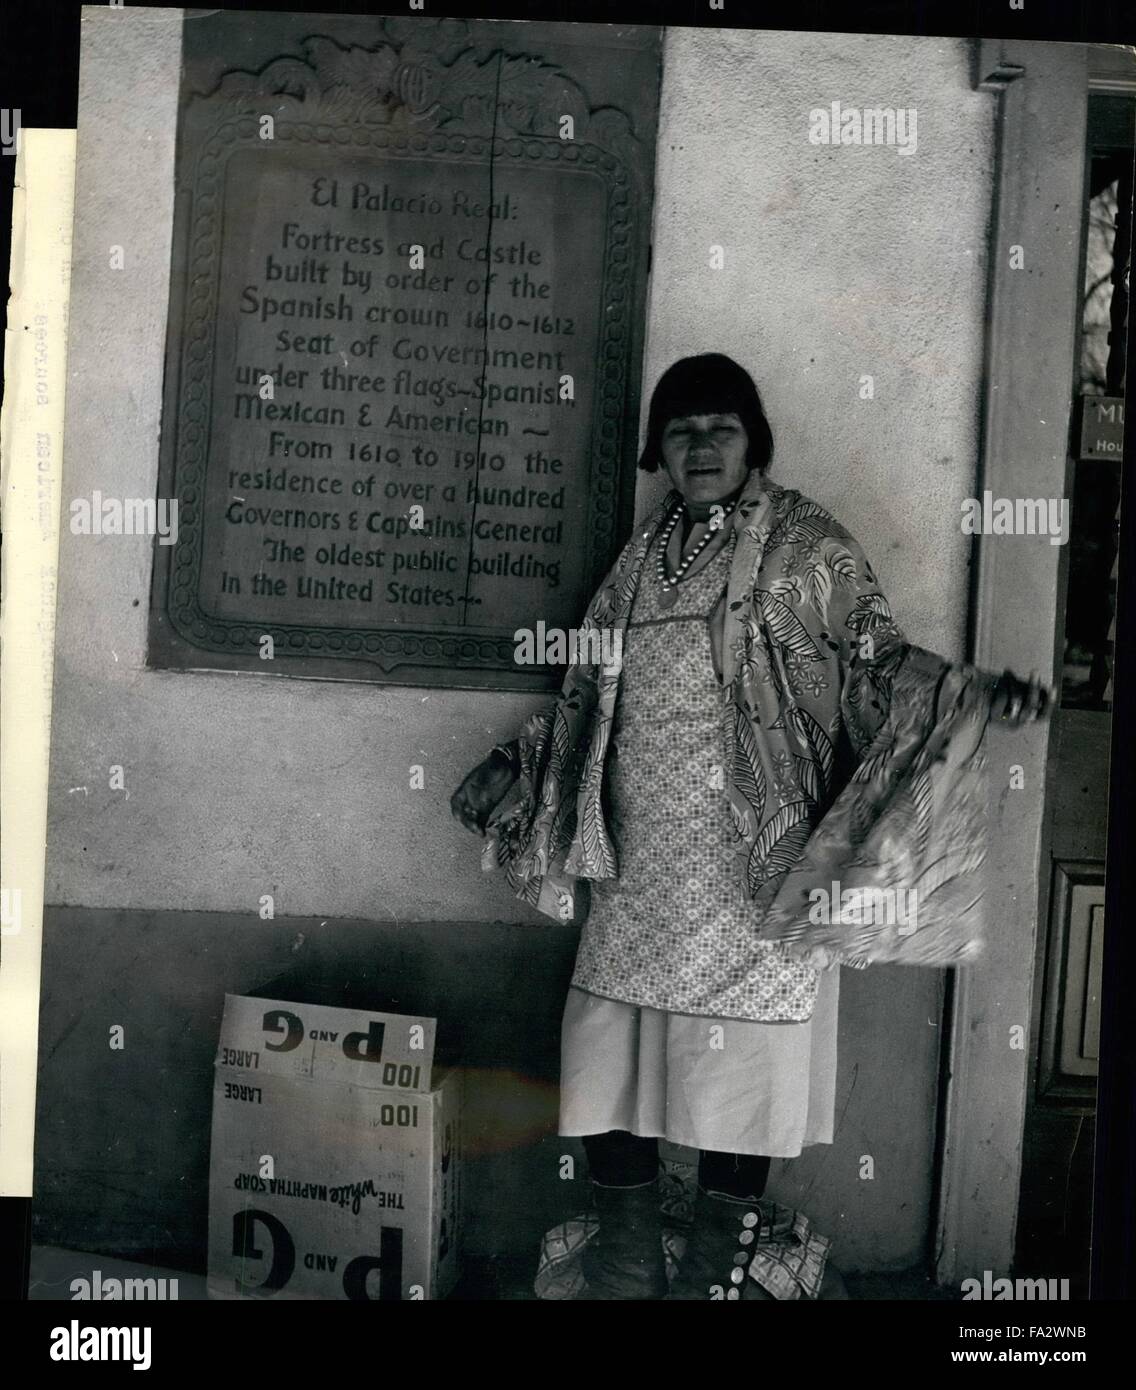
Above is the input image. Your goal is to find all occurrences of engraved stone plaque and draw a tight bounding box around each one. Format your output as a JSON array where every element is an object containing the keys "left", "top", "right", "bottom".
[{"left": 149, "top": 15, "right": 661, "bottom": 687}]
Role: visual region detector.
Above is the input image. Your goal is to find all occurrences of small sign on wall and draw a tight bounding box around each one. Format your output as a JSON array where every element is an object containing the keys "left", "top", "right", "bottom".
[{"left": 1079, "top": 395, "right": 1125, "bottom": 459}]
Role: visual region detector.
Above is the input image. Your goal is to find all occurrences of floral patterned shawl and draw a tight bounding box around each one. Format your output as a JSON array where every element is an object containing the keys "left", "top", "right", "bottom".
[{"left": 481, "top": 469, "right": 994, "bottom": 988}]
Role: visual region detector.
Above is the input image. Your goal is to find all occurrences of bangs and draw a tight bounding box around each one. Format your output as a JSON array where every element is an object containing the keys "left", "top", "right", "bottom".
[
  {"left": 638, "top": 354, "right": 774, "bottom": 474},
  {"left": 658, "top": 390, "right": 750, "bottom": 425}
]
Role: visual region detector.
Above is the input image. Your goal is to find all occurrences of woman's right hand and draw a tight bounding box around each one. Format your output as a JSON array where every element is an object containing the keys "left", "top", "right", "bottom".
[
  {"left": 988, "top": 671, "right": 1056, "bottom": 727},
  {"left": 450, "top": 751, "right": 519, "bottom": 836}
]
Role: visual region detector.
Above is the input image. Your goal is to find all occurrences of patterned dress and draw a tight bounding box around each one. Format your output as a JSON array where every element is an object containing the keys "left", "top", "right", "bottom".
[
  {"left": 561, "top": 525, "right": 838, "bottom": 1156},
  {"left": 571, "top": 525, "right": 813, "bottom": 1020}
]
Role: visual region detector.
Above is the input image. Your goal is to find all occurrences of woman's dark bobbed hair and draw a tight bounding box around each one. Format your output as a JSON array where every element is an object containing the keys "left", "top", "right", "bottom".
[{"left": 637, "top": 353, "right": 774, "bottom": 475}]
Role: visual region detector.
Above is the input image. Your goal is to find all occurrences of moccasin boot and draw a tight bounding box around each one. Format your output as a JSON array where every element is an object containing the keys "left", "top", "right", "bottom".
[
  {"left": 576, "top": 1180, "right": 669, "bottom": 1300},
  {"left": 664, "top": 1188, "right": 772, "bottom": 1300}
]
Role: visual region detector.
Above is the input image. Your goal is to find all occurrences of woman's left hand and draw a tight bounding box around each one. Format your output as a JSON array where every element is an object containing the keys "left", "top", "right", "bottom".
[{"left": 988, "top": 671, "right": 1055, "bottom": 727}]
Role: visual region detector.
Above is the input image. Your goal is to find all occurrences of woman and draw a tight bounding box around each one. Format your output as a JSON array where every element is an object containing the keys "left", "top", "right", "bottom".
[{"left": 451, "top": 353, "right": 1049, "bottom": 1300}]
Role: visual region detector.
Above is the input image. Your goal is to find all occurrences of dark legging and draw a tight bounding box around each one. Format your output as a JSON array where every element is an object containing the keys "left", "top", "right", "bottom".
[{"left": 583, "top": 1130, "right": 770, "bottom": 1202}]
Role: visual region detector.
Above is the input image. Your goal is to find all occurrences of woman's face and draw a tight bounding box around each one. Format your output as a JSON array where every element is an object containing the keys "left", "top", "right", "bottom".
[{"left": 660, "top": 412, "right": 750, "bottom": 509}]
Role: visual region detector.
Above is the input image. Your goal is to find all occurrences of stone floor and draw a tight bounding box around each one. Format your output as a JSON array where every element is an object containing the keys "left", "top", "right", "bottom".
[
  {"left": 30, "top": 1244, "right": 958, "bottom": 1301},
  {"left": 452, "top": 1255, "right": 959, "bottom": 1300}
]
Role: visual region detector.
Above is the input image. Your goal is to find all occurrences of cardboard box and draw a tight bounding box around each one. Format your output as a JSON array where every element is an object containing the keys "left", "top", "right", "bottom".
[{"left": 207, "top": 994, "right": 462, "bottom": 1300}]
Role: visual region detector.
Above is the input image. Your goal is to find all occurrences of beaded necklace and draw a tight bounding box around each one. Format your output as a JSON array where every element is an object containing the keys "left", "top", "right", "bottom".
[{"left": 656, "top": 497, "right": 739, "bottom": 595}]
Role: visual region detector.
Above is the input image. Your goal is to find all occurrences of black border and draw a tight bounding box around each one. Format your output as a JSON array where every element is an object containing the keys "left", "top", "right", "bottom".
[{"left": 2, "top": 0, "right": 1134, "bottom": 1325}]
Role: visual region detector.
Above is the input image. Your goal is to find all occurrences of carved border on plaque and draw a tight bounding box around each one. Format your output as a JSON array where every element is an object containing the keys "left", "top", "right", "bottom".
[{"left": 164, "top": 26, "right": 647, "bottom": 674}]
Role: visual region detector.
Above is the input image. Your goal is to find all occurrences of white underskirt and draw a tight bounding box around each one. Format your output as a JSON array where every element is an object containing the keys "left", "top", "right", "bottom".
[{"left": 558, "top": 967, "right": 840, "bottom": 1158}]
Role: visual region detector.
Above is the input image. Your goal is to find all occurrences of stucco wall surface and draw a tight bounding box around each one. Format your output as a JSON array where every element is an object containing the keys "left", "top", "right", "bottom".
[{"left": 642, "top": 28, "right": 991, "bottom": 658}]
